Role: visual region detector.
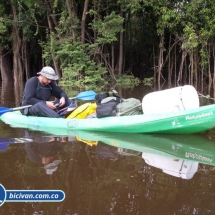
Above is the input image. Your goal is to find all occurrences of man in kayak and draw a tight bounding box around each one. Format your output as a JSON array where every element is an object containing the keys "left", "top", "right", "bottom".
[{"left": 20, "top": 66, "right": 71, "bottom": 117}]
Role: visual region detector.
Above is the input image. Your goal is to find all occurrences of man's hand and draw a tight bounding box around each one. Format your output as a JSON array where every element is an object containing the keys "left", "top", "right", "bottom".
[
  {"left": 46, "top": 101, "right": 57, "bottom": 110},
  {"left": 59, "top": 97, "right": 66, "bottom": 107}
]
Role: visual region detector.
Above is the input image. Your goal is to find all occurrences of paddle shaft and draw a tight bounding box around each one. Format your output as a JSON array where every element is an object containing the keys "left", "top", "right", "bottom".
[
  {"left": 12, "top": 105, "right": 32, "bottom": 111},
  {"left": 11, "top": 96, "right": 87, "bottom": 112}
]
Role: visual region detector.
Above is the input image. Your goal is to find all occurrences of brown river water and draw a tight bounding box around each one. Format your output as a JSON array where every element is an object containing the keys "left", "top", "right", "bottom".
[{"left": 0, "top": 82, "right": 215, "bottom": 215}]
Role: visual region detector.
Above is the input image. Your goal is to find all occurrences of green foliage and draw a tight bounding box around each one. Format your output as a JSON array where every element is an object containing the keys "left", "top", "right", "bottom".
[
  {"left": 199, "top": 47, "right": 209, "bottom": 68},
  {"left": 182, "top": 24, "right": 199, "bottom": 50},
  {"left": 115, "top": 75, "right": 141, "bottom": 87},
  {"left": 143, "top": 77, "right": 156, "bottom": 86},
  {"left": 0, "top": 17, "right": 6, "bottom": 32},
  {"left": 39, "top": 31, "right": 52, "bottom": 65},
  {"left": 90, "top": 11, "right": 124, "bottom": 44},
  {"left": 0, "top": 17, "right": 6, "bottom": 41},
  {"left": 0, "top": 2, "right": 11, "bottom": 47},
  {"left": 55, "top": 40, "right": 108, "bottom": 87}
]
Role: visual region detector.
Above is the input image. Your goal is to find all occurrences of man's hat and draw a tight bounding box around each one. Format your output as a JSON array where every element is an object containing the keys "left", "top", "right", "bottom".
[{"left": 37, "top": 66, "right": 59, "bottom": 80}]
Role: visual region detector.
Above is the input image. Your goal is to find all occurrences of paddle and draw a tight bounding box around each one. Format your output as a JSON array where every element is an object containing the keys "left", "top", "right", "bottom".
[
  {"left": 0, "top": 105, "right": 32, "bottom": 116},
  {"left": 0, "top": 90, "right": 96, "bottom": 116},
  {"left": 69, "top": 90, "right": 96, "bottom": 101}
]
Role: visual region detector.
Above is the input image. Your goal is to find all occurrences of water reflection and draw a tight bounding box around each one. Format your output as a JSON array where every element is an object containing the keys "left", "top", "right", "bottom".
[
  {"left": 25, "top": 141, "right": 64, "bottom": 175},
  {"left": 142, "top": 152, "right": 198, "bottom": 179},
  {"left": 0, "top": 137, "right": 33, "bottom": 151},
  {"left": 0, "top": 130, "right": 214, "bottom": 180},
  {"left": 1, "top": 127, "right": 215, "bottom": 214}
]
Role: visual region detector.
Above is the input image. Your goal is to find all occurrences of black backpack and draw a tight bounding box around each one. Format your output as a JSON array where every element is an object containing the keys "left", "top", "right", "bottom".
[{"left": 95, "top": 91, "right": 123, "bottom": 118}]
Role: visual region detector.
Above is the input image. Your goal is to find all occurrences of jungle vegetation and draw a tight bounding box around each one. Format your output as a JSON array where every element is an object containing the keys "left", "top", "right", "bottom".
[{"left": 0, "top": 0, "right": 215, "bottom": 92}]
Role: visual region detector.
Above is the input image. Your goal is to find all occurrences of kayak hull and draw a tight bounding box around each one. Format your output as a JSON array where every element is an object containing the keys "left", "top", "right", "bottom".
[{"left": 1, "top": 104, "right": 215, "bottom": 134}]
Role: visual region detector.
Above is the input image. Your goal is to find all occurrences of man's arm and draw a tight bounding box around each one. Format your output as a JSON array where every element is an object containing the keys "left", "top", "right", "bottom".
[{"left": 24, "top": 77, "right": 45, "bottom": 105}]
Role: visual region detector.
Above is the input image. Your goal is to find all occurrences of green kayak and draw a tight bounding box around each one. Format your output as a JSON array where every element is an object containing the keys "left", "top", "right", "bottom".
[{"left": 1, "top": 104, "right": 215, "bottom": 134}]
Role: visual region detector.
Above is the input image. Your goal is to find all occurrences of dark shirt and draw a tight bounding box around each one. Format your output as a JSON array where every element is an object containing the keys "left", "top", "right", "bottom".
[{"left": 21, "top": 77, "right": 67, "bottom": 106}]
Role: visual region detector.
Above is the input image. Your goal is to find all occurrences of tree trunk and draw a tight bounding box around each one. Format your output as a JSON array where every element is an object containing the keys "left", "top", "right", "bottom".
[
  {"left": 207, "top": 45, "right": 212, "bottom": 92},
  {"left": 168, "top": 35, "right": 172, "bottom": 88},
  {"left": 66, "top": 0, "right": 76, "bottom": 41},
  {"left": 157, "top": 34, "right": 164, "bottom": 90},
  {"left": 0, "top": 49, "right": 13, "bottom": 81},
  {"left": 189, "top": 52, "right": 193, "bottom": 85},
  {"left": 46, "top": 11, "right": 61, "bottom": 79},
  {"left": 1, "top": 80, "right": 15, "bottom": 107},
  {"left": 118, "top": 3, "right": 124, "bottom": 75},
  {"left": 193, "top": 51, "right": 198, "bottom": 89},
  {"left": 23, "top": 40, "right": 30, "bottom": 80},
  {"left": 111, "top": 43, "right": 115, "bottom": 74},
  {"left": 177, "top": 50, "right": 187, "bottom": 85},
  {"left": 81, "top": 0, "right": 90, "bottom": 44},
  {"left": 9, "top": 0, "right": 23, "bottom": 98},
  {"left": 174, "top": 44, "right": 177, "bottom": 86}
]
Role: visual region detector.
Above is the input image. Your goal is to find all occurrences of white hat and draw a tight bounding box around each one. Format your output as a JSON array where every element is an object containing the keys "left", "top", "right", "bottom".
[
  {"left": 37, "top": 66, "right": 58, "bottom": 80},
  {"left": 44, "top": 160, "right": 61, "bottom": 175}
]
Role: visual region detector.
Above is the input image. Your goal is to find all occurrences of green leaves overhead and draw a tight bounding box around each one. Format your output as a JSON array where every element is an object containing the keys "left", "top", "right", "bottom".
[
  {"left": 2, "top": 0, "right": 215, "bottom": 87},
  {"left": 90, "top": 11, "right": 124, "bottom": 44},
  {"left": 55, "top": 41, "right": 107, "bottom": 87}
]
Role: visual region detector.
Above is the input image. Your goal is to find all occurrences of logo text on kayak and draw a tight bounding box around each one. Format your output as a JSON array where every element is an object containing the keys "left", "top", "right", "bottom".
[{"left": 185, "top": 111, "right": 213, "bottom": 120}]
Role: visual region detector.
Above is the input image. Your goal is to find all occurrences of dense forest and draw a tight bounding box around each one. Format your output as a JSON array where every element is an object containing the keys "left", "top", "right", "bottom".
[{"left": 1, "top": 0, "right": 215, "bottom": 91}]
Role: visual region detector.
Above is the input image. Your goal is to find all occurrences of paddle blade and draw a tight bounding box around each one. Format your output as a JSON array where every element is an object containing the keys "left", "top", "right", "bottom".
[
  {"left": 0, "top": 107, "right": 12, "bottom": 116},
  {"left": 0, "top": 105, "right": 32, "bottom": 116},
  {"left": 74, "top": 90, "right": 96, "bottom": 100}
]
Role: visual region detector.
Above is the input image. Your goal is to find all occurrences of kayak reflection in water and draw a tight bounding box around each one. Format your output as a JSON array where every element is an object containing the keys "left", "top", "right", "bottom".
[{"left": 75, "top": 134, "right": 199, "bottom": 179}]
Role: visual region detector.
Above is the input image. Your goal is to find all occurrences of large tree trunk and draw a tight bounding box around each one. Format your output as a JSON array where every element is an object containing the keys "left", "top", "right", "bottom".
[
  {"left": 9, "top": 0, "right": 23, "bottom": 98},
  {"left": 1, "top": 80, "right": 15, "bottom": 107},
  {"left": 0, "top": 49, "right": 13, "bottom": 81}
]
